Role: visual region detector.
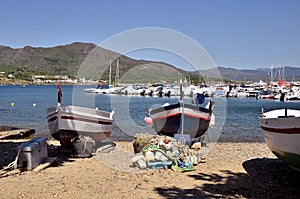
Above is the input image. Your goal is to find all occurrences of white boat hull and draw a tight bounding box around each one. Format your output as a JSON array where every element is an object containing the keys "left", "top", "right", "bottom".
[
  {"left": 46, "top": 105, "right": 114, "bottom": 147},
  {"left": 260, "top": 109, "right": 300, "bottom": 170}
]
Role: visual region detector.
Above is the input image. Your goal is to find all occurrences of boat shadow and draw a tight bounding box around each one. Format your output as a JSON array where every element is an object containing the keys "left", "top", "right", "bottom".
[
  {"left": 155, "top": 158, "right": 300, "bottom": 198},
  {"left": 0, "top": 141, "right": 24, "bottom": 169},
  {"left": 47, "top": 140, "right": 117, "bottom": 167}
]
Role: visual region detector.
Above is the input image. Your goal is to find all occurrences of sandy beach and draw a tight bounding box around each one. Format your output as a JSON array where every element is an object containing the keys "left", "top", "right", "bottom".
[{"left": 0, "top": 140, "right": 300, "bottom": 199}]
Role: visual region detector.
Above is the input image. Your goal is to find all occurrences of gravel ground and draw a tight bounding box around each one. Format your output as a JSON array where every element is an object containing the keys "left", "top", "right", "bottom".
[{"left": 0, "top": 140, "right": 300, "bottom": 198}]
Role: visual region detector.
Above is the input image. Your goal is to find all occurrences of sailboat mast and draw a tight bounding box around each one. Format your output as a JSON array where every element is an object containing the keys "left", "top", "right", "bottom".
[
  {"left": 271, "top": 64, "right": 273, "bottom": 83},
  {"left": 109, "top": 60, "right": 112, "bottom": 85},
  {"left": 116, "top": 59, "right": 120, "bottom": 85}
]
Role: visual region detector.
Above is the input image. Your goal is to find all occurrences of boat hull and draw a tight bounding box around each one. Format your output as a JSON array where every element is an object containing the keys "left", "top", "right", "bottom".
[
  {"left": 150, "top": 103, "right": 211, "bottom": 139},
  {"left": 46, "top": 105, "right": 114, "bottom": 147},
  {"left": 260, "top": 109, "right": 300, "bottom": 170}
]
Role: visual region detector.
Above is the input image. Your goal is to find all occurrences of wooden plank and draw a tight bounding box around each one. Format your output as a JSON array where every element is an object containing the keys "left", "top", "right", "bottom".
[
  {"left": 0, "top": 129, "right": 35, "bottom": 139},
  {"left": 32, "top": 157, "right": 57, "bottom": 172}
]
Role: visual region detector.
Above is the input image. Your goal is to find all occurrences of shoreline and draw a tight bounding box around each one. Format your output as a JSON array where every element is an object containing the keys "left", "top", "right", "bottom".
[{"left": 1, "top": 140, "right": 299, "bottom": 198}]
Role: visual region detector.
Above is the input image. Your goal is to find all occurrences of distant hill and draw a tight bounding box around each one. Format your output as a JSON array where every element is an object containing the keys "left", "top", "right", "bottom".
[
  {"left": 197, "top": 67, "right": 264, "bottom": 82},
  {"left": 0, "top": 42, "right": 187, "bottom": 83},
  {"left": 198, "top": 66, "right": 300, "bottom": 82},
  {"left": 0, "top": 42, "right": 299, "bottom": 83},
  {"left": 0, "top": 42, "right": 96, "bottom": 75}
]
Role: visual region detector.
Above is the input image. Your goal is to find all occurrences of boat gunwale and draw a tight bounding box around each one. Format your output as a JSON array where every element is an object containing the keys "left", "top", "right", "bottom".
[{"left": 149, "top": 102, "right": 211, "bottom": 115}]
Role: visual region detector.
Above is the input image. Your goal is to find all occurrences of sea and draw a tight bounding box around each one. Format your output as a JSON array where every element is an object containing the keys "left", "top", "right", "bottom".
[{"left": 0, "top": 84, "right": 299, "bottom": 142}]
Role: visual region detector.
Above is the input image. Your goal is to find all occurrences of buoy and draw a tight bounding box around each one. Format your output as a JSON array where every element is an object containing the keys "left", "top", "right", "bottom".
[
  {"left": 32, "top": 103, "right": 37, "bottom": 107},
  {"left": 11, "top": 102, "right": 14, "bottom": 107},
  {"left": 144, "top": 116, "right": 153, "bottom": 124}
]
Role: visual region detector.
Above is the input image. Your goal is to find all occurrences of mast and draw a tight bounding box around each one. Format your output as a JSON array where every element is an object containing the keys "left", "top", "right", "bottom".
[
  {"left": 109, "top": 59, "right": 112, "bottom": 85},
  {"left": 116, "top": 59, "right": 120, "bottom": 85},
  {"left": 271, "top": 64, "right": 273, "bottom": 83},
  {"left": 179, "top": 79, "right": 184, "bottom": 135}
]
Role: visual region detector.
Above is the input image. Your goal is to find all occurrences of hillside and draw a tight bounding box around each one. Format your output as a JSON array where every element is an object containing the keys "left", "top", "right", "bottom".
[
  {"left": 0, "top": 42, "right": 299, "bottom": 83},
  {"left": 199, "top": 66, "right": 300, "bottom": 82},
  {"left": 0, "top": 42, "right": 112, "bottom": 77},
  {"left": 0, "top": 42, "right": 189, "bottom": 83}
]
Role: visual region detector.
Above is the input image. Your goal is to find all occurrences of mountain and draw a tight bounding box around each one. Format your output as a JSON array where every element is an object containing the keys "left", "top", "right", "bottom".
[
  {"left": 0, "top": 42, "right": 96, "bottom": 76},
  {"left": 197, "top": 67, "right": 265, "bottom": 82},
  {"left": 198, "top": 66, "right": 300, "bottom": 82},
  {"left": 1, "top": 42, "right": 299, "bottom": 83},
  {"left": 0, "top": 42, "right": 186, "bottom": 83}
]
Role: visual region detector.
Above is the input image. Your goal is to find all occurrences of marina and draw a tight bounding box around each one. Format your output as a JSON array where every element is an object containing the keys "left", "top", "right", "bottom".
[{"left": 82, "top": 79, "right": 300, "bottom": 101}]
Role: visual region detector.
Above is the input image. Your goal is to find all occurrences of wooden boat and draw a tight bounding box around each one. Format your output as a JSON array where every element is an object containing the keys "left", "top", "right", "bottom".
[
  {"left": 148, "top": 80, "right": 214, "bottom": 140},
  {"left": 46, "top": 85, "right": 114, "bottom": 147},
  {"left": 260, "top": 108, "right": 300, "bottom": 170},
  {"left": 149, "top": 102, "right": 213, "bottom": 139}
]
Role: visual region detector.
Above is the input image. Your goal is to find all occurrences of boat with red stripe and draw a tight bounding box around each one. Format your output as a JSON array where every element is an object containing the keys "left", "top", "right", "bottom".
[
  {"left": 46, "top": 85, "right": 114, "bottom": 147},
  {"left": 260, "top": 108, "right": 300, "bottom": 171}
]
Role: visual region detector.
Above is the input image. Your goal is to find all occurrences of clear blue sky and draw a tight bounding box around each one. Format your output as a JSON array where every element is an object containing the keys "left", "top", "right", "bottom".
[{"left": 1, "top": 0, "right": 300, "bottom": 69}]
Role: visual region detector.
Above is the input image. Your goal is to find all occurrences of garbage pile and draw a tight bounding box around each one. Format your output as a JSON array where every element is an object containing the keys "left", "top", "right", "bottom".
[{"left": 131, "top": 133, "right": 204, "bottom": 172}]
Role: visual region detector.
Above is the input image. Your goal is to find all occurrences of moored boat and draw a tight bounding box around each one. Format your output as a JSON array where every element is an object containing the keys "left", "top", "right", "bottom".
[
  {"left": 46, "top": 85, "right": 115, "bottom": 147},
  {"left": 260, "top": 108, "right": 300, "bottom": 170},
  {"left": 258, "top": 90, "right": 275, "bottom": 99},
  {"left": 84, "top": 84, "right": 101, "bottom": 93}
]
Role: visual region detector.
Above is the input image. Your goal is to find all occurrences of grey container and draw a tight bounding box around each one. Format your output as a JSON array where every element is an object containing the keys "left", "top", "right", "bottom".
[{"left": 17, "top": 137, "right": 48, "bottom": 170}]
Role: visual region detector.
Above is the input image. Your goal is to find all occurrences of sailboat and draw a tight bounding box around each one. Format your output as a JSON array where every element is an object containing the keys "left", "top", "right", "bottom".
[
  {"left": 258, "top": 65, "right": 275, "bottom": 99},
  {"left": 46, "top": 85, "right": 115, "bottom": 147},
  {"left": 84, "top": 59, "right": 122, "bottom": 94}
]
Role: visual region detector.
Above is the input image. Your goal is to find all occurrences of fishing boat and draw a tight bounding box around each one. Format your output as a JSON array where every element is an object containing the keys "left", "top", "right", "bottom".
[
  {"left": 149, "top": 102, "right": 213, "bottom": 139},
  {"left": 260, "top": 108, "right": 300, "bottom": 170},
  {"left": 46, "top": 85, "right": 114, "bottom": 147},
  {"left": 147, "top": 80, "right": 214, "bottom": 140}
]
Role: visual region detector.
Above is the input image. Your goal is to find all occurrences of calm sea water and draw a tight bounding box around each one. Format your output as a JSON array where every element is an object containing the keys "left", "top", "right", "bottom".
[{"left": 0, "top": 85, "right": 299, "bottom": 142}]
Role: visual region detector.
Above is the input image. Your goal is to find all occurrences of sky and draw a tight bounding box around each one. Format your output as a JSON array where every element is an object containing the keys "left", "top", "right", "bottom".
[{"left": 1, "top": 0, "right": 300, "bottom": 70}]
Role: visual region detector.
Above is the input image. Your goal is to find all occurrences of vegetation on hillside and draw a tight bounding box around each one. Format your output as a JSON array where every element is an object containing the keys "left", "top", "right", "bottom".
[
  {"left": 0, "top": 64, "right": 47, "bottom": 81},
  {"left": 2, "top": 42, "right": 298, "bottom": 84}
]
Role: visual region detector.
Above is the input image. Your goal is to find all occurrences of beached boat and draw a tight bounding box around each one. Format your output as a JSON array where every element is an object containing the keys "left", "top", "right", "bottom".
[
  {"left": 148, "top": 80, "right": 214, "bottom": 140},
  {"left": 149, "top": 101, "right": 213, "bottom": 139},
  {"left": 46, "top": 85, "right": 114, "bottom": 147},
  {"left": 260, "top": 108, "right": 300, "bottom": 170}
]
